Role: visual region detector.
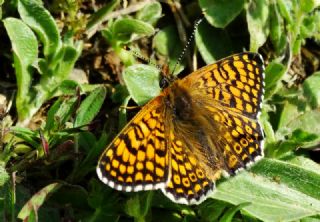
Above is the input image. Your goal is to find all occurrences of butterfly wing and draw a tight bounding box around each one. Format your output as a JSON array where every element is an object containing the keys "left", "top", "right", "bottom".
[
  {"left": 178, "top": 52, "right": 265, "bottom": 175},
  {"left": 200, "top": 105, "right": 264, "bottom": 175},
  {"left": 184, "top": 52, "right": 265, "bottom": 119},
  {"left": 161, "top": 129, "right": 216, "bottom": 204},
  {"left": 97, "top": 96, "right": 170, "bottom": 191}
]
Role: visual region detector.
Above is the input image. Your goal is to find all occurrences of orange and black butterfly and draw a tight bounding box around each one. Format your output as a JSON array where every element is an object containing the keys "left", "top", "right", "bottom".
[{"left": 97, "top": 52, "right": 265, "bottom": 205}]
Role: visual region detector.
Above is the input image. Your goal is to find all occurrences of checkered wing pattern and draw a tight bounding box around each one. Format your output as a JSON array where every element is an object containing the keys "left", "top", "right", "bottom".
[
  {"left": 185, "top": 52, "right": 265, "bottom": 175},
  {"left": 97, "top": 97, "right": 170, "bottom": 192},
  {"left": 161, "top": 132, "right": 215, "bottom": 204},
  {"left": 186, "top": 53, "right": 264, "bottom": 119}
]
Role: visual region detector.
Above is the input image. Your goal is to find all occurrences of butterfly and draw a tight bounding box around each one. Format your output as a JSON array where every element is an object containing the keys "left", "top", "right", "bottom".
[{"left": 97, "top": 52, "right": 265, "bottom": 205}]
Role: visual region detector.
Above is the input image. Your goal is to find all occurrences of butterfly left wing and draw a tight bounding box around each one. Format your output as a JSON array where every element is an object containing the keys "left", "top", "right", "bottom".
[{"left": 97, "top": 96, "right": 170, "bottom": 192}]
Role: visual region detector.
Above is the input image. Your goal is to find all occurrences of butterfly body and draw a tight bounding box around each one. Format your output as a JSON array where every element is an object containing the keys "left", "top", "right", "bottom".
[{"left": 97, "top": 52, "right": 265, "bottom": 204}]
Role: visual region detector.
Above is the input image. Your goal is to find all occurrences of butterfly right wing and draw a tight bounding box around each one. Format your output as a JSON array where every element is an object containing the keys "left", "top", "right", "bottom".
[
  {"left": 178, "top": 52, "right": 265, "bottom": 176},
  {"left": 97, "top": 96, "right": 170, "bottom": 192},
  {"left": 184, "top": 52, "right": 265, "bottom": 119}
]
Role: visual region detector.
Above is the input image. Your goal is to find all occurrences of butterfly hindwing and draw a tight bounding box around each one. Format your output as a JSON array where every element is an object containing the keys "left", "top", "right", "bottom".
[
  {"left": 203, "top": 105, "right": 264, "bottom": 175},
  {"left": 97, "top": 96, "right": 170, "bottom": 191},
  {"left": 161, "top": 131, "right": 215, "bottom": 205}
]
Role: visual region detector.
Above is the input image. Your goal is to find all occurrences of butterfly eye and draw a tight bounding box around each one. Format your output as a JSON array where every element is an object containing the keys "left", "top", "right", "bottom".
[{"left": 160, "top": 76, "right": 170, "bottom": 89}]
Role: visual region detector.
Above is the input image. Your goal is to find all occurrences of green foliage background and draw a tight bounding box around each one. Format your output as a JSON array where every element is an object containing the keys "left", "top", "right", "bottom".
[{"left": 0, "top": 0, "right": 320, "bottom": 221}]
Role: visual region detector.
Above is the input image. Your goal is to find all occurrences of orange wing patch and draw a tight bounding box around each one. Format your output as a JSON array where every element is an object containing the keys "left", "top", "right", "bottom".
[
  {"left": 203, "top": 105, "right": 264, "bottom": 176},
  {"left": 97, "top": 96, "right": 170, "bottom": 192},
  {"left": 186, "top": 53, "right": 265, "bottom": 119},
  {"left": 161, "top": 133, "right": 215, "bottom": 204}
]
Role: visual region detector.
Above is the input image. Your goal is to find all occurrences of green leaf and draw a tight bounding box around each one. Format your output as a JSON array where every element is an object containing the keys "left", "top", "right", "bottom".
[
  {"left": 286, "top": 109, "right": 320, "bottom": 137},
  {"left": 277, "top": 0, "right": 293, "bottom": 24},
  {"left": 246, "top": 0, "right": 269, "bottom": 52},
  {"left": 18, "top": 0, "right": 61, "bottom": 60},
  {"left": 111, "top": 84, "right": 129, "bottom": 104},
  {"left": 45, "top": 97, "right": 78, "bottom": 131},
  {"left": 86, "top": 179, "right": 120, "bottom": 222},
  {"left": 5, "top": 2, "right": 82, "bottom": 125},
  {"left": 195, "top": 20, "right": 234, "bottom": 64},
  {"left": 260, "top": 109, "right": 276, "bottom": 145},
  {"left": 277, "top": 100, "right": 301, "bottom": 133},
  {"left": 54, "top": 80, "right": 80, "bottom": 96},
  {"left": 18, "top": 183, "right": 62, "bottom": 220},
  {"left": 300, "top": 15, "right": 317, "bottom": 39},
  {"left": 199, "top": 0, "right": 246, "bottom": 28},
  {"left": 0, "top": 0, "right": 3, "bottom": 19},
  {"left": 122, "top": 64, "right": 161, "bottom": 106},
  {"left": 198, "top": 200, "right": 229, "bottom": 221},
  {"left": 10, "top": 127, "right": 39, "bottom": 148},
  {"left": 115, "top": 47, "right": 136, "bottom": 67},
  {"left": 301, "top": 215, "right": 320, "bottom": 222},
  {"left": 44, "top": 98, "right": 63, "bottom": 132},
  {"left": 152, "top": 25, "right": 184, "bottom": 74},
  {"left": 303, "top": 71, "right": 320, "bottom": 109},
  {"left": 3, "top": 18, "right": 38, "bottom": 121},
  {"left": 74, "top": 87, "right": 107, "bottom": 127},
  {"left": 264, "top": 61, "right": 287, "bottom": 99},
  {"left": 275, "top": 129, "right": 319, "bottom": 157},
  {"left": 26, "top": 209, "right": 37, "bottom": 222},
  {"left": 125, "top": 192, "right": 153, "bottom": 221},
  {"left": 136, "top": 1, "right": 162, "bottom": 25},
  {"left": 38, "top": 43, "right": 83, "bottom": 101},
  {"left": 219, "top": 202, "right": 251, "bottom": 222},
  {"left": 300, "top": 0, "right": 317, "bottom": 13},
  {"left": 284, "top": 154, "right": 320, "bottom": 175},
  {"left": 77, "top": 132, "right": 97, "bottom": 152},
  {"left": 113, "top": 18, "right": 155, "bottom": 42},
  {"left": 55, "top": 44, "right": 83, "bottom": 80},
  {"left": 86, "top": 0, "right": 120, "bottom": 32},
  {"left": 269, "top": 2, "right": 286, "bottom": 54},
  {"left": 101, "top": 28, "right": 113, "bottom": 44},
  {"left": 75, "top": 132, "right": 108, "bottom": 180},
  {"left": 291, "top": 128, "right": 318, "bottom": 143},
  {"left": 0, "top": 164, "right": 9, "bottom": 187},
  {"left": 213, "top": 157, "right": 320, "bottom": 221}
]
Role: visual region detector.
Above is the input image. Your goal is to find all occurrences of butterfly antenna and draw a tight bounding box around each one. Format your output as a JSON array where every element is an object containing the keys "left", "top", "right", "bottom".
[
  {"left": 172, "top": 18, "right": 203, "bottom": 75},
  {"left": 124, "top": 46, "right": 162, "bottom": 71}
]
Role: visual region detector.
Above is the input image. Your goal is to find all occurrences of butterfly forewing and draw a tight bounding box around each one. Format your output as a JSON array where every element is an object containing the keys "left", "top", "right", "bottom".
[
  {"left": 185, "top": 53, "right": 265, "bottom": 119},
  {"left": 97, "top": 96, "right": 170, "bottom": 191}
]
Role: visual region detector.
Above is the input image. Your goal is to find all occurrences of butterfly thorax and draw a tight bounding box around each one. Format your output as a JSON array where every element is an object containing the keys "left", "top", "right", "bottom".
[{"left": 164, "top": 80, "right": 194, "bottom": 121}]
